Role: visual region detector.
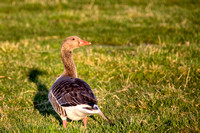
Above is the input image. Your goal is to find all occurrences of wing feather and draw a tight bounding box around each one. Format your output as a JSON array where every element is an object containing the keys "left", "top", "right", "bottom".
[{"left": 50, "top": 77, "right": 97, "bottom": 107}]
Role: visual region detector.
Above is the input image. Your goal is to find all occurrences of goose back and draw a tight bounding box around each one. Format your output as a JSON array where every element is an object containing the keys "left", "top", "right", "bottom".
[{"left": 49, "top": 76, "right": 97, "bottom": 108}]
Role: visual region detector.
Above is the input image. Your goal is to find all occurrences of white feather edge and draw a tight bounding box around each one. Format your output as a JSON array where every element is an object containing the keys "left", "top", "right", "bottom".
[{"left": 63, "top": 104, "right": 100, "bottom": 121}]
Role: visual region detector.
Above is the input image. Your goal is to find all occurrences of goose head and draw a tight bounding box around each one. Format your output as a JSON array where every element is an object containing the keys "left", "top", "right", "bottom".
[{"left": 62, "top": 36, "right": 91, "bottom": 51}]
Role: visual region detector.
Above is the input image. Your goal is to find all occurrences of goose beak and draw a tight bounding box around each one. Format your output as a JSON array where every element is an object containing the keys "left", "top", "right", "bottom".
[{"left": 79, "top": 39, "right": 91, "bottom": 46}]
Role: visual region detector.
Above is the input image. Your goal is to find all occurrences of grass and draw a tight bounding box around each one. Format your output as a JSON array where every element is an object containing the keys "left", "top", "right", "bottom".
[{"left": 0, "top": 0, "right": 200, "bottom": 132}]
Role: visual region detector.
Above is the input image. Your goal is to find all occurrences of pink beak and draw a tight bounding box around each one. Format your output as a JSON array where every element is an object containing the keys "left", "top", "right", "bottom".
[{"left": 80, "top": 39, "right": 91, "bottom": 46}]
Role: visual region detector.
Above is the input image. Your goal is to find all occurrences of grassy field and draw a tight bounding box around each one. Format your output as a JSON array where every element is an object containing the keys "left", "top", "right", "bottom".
[{"left": 0, "top": 0, "right": 200, "bottom": 132}]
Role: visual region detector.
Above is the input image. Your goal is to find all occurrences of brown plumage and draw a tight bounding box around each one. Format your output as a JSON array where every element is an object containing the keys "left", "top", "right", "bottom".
[{"left": 48, "top": 36, "right": 110, "bottom": 128}]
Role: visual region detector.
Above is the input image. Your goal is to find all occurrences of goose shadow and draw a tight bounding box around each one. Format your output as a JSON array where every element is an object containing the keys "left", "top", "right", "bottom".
[{"left": 28, "top": 69, "right": 62, "bottom": 125}]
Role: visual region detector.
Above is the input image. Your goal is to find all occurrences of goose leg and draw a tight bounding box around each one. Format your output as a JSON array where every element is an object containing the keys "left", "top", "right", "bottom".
[
  {"left": 63, "top": 120, "right": 67, "bottom": 128},
  {"left": 83, "top": 117, "right": 87, "bottom": 127}
]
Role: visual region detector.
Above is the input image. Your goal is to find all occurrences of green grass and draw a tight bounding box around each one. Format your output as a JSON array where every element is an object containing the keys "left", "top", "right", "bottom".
[{"left": 0, "top": 0, "right": 200, "bottom": 132}]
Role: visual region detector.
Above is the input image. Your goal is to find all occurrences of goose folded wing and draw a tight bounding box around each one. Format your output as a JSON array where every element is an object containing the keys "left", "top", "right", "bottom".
[{"left": 51, "top": 77, "right": 98, "bottom": 107}]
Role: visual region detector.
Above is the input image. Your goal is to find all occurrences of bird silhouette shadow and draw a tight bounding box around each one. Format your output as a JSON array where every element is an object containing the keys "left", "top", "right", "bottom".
[{"left": 28, "top": 69, "right": 62, "bottom": 125}]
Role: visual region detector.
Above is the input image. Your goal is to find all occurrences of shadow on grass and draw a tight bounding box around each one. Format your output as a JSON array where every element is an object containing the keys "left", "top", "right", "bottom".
[{"left": 28, "top": 69, "right": 62, "bottom": 125}]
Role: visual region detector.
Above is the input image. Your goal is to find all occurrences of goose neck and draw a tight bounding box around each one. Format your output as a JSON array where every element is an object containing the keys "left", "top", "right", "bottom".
[{"left": 61, "top": 49, "right": 77, "bottom": 78}]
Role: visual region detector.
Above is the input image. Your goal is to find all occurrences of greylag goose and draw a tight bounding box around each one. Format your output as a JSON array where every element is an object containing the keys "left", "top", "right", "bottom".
[{"left": 48, "top": 36, "right": 110, "bottom": 128}]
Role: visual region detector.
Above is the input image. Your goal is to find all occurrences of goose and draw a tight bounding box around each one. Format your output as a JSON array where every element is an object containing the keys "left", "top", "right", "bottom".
[{"left": 48, "top": 36, "right": 110, "bottom": 128}]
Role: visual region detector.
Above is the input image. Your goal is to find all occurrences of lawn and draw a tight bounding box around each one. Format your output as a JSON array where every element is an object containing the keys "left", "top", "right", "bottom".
[{"left": 0, "top": 0, "right": 199, "bottom": 132}]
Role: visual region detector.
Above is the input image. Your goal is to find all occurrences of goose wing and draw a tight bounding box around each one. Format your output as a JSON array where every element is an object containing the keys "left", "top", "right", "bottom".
[{"left": 50, "top": 76, "right": 97, "bottom": 107}]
